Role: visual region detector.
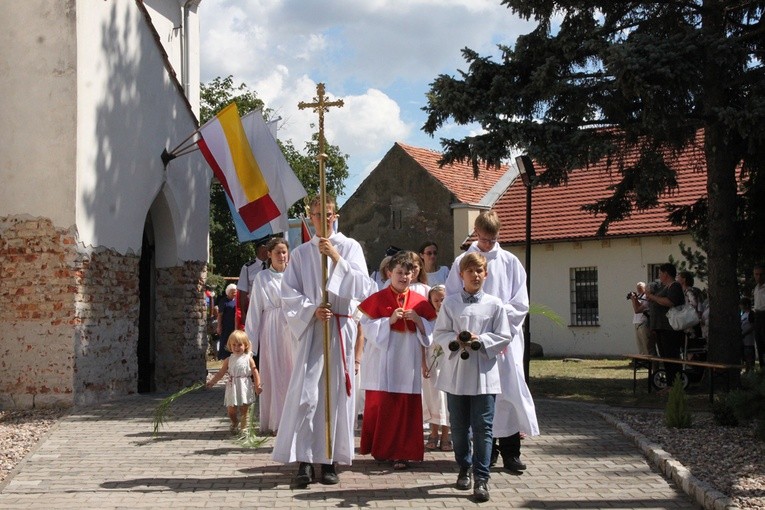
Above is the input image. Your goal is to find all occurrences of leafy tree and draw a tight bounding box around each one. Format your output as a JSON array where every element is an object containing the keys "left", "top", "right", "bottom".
[
  {"left": 200, "top": 76, "right": 349, "bottom": 277},
  {"left": 423, "top": 1, "right": 765, "bottom": 367},
  {"left": 280, "top": 136, "right": 349, "bottom": 218}
]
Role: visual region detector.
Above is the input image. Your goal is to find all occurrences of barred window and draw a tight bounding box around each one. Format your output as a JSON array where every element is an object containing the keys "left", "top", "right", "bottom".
[
  {"left": 647, "top": 264, "right": 662, "bottom": 284},
  {"left": 570, "top": 267, "right": 599, "bottom": 326}
]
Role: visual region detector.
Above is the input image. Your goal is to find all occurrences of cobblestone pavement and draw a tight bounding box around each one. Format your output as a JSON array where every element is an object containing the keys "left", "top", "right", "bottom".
[{"left": 0, "top": 385, "right": 698, "bottom": 510}]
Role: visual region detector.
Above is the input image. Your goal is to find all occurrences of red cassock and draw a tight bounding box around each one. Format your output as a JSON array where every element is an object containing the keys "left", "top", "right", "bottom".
[{"left": 357, "top": 287, "right": 436, "bottom": 463}]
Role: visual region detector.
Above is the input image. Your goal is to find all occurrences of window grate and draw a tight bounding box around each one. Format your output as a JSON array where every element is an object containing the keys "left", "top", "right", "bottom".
[{"left": 570, "top": 267, "right": 599, "bottom": 326}]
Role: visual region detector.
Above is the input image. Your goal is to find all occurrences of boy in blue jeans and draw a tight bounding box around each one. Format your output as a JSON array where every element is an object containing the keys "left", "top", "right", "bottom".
[{"left": 434, "top": 252, "right": 512, "bottom": 502}]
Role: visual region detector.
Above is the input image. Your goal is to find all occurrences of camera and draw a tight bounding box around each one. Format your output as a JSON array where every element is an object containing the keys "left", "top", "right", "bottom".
[
  {"left": 626, "top": 292, "right": 637, "bottom": 300},
  {"left": 448, "top": 331, "right": 482, "bottom": 360}
]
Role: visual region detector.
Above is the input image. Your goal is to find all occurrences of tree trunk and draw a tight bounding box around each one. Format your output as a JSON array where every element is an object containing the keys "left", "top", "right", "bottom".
[
  {"left": 702, "top": 0, "right": 741, "bottom": 378},
  {"left": 704, "top": 126, "right": 741, "bottom": 369}
]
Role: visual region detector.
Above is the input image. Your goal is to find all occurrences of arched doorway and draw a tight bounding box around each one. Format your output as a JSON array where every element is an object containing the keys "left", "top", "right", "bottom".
[{"left": 137, "top": 217, "right": 156, "bottom": 393}]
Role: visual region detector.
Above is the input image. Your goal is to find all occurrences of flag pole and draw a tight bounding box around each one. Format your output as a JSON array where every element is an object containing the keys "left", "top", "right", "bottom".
[
  {"left": 161, "top": 128, "right": 202, "bottom": 167},
  {"left": 168, "top": 128, "right": 202, "bottom": 156},
  {"left": 298, "top": 83, "right": 344, "bottom": 460}
]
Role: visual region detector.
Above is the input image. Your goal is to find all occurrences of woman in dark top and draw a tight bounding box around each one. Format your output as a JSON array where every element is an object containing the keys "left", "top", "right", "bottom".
[
  {"left": 645, "top": 263, "right": 685, "bottom": 387},
  {"left": 216, "top": 284, "right": 238, "bottom": 360}
]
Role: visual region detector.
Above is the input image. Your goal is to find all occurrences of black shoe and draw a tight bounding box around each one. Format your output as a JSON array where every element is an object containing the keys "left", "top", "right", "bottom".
[
  {"left": 455, "top": 466, "right": 472, "bottom": 490},
  {"left": 503, "top": 456, "right": 527, "bottom": 472},
  {"left": 294, "top": 462, "right": 314, "bottom": 487},
  {"left": 473, "top": 479, "right": 490, "bottom": 502},
  {"left": 320, "top": 463, "right": 339, "bottom": 485}
]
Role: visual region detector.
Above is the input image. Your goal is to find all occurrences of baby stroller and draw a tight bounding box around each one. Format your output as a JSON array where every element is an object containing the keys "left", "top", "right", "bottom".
[{"left": 652, "top": 332, "right": 708, "bottom": 390}]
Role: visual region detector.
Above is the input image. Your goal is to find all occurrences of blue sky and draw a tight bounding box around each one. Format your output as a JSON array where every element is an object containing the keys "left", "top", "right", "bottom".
[{"left": 198, "top": 0, "right": 534, "bottom": 204}]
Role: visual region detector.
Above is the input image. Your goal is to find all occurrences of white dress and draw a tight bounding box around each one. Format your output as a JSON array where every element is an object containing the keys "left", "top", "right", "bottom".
[
  {"left": 421, "top": 342, "right": 449, "bottom": 426},
  {"left": 426, "top": 266, "right": 450, "bottom": 286},
  {"left": 245, "top": 269, "right": 294, "bottom": 432},
  {"left": 445, "top": 242, "right": 539, "bottom": 438},
  {"left": 272, "top": 232, "right": 376, "bottom": 466},
  {"left": 224, "top": 353, "right": 255, "bottom": 407}
]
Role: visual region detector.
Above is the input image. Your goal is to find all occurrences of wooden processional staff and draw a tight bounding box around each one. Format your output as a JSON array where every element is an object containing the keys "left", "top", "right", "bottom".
[{"left": 298, "top": 83, "right": 344, "bottom": 459}]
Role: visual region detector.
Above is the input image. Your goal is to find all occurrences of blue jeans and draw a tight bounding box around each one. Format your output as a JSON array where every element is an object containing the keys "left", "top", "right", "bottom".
[{"left": 447, "top": 393, "right": 496, "bottom": 481}]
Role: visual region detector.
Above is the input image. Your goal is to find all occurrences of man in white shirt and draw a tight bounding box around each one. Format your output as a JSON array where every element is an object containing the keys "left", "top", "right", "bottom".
[
  {"left": 236, "top": 238, "right": 270, "bottom": 326},
  {"left": 630, "top": 282, "right": 651, "bottom": 355}
]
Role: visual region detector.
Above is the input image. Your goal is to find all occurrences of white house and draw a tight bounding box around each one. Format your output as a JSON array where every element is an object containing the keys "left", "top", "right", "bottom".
[
  {"left": 0, "top": 0, "right": 210, "bottom": 408},
  {"left": 493, "top": 134, "right": 708, "bottom": 357}
]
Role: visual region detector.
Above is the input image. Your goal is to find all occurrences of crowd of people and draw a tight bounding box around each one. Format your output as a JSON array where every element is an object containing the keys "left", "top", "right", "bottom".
[
  {"left": 205, "top": 196, "right": 538, "bottom": 503},
  {"left": 628, "top": 262, "right": 765, "bottom": 384}
]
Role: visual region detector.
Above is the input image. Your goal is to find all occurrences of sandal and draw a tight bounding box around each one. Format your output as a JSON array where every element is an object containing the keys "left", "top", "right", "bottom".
[
  {"left": 440, "top": 440, "right": 453, "bottom": 452},
  {"left": 425, "top": 434, "right": 439, "bottom": 450},
  {"left": 393, "top": 460, "right": 409, "bottom": 470}
]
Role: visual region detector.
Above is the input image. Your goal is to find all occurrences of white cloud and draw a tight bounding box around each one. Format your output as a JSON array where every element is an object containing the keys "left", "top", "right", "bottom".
[{"left": 198, "top": 0, "right": 534, "bottom": 202}]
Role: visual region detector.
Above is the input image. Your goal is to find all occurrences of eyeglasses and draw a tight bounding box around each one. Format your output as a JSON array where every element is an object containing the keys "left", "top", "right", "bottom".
[
  {"left": 310, "top": 212, "right": 336, "bottom": 218},
  {"left": 477, "top": 235, "right": 498, "bottom": 244}
]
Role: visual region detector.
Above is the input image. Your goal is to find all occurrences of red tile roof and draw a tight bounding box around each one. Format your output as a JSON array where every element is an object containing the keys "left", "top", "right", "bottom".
[
  {"left": 494, "top": 133, "right": 708, "bottom": 244},
  {"left": 397, "top": 143, "right": 510, "bottom": 205}
]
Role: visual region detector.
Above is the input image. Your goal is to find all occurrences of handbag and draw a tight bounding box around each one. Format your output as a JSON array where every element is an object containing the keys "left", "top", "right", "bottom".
[{"left": 666, "top": 304, "right": 700, "bottom": 331}]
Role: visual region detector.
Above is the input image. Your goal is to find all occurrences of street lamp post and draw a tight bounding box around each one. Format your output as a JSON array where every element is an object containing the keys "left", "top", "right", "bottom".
[{"left": 515, "top": 155, "right": 537, "bottom": 383}]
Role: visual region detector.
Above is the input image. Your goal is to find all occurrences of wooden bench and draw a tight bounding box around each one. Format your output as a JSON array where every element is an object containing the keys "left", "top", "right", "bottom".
[{"left": 625, "top": 353, "right": 741, "bottom": 402}]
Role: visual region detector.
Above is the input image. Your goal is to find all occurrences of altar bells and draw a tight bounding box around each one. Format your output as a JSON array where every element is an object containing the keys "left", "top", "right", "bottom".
[{"left": 357, "top": 251, "right": 437, "bottom": 470}]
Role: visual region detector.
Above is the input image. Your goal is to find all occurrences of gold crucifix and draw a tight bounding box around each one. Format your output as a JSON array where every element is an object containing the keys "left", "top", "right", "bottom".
[{"left": 298, "top": 83, "right": 344, "bottom": 460}]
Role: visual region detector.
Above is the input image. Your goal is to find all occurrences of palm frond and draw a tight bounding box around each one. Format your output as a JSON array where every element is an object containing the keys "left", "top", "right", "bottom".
[
  {"left": 152, "top": 382, "right": 205, "bottom": 437},
  {"left": 235, "top": 404, "right": 270, "bottom": 448},
  {"left": 529, "top": 303, "right": 566, "bottom": 328}
]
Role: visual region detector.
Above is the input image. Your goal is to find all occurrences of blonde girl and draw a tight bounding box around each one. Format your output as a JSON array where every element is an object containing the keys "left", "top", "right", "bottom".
[
  {"left": 206, "top": 330, "right": 262, "bottom": 434},
  {"left": 421, "top": 285, "right": 451, "bottom": 450}
]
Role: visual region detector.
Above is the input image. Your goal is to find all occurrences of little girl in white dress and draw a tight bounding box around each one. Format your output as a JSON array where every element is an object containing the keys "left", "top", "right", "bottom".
[{"left": 206, "top": 330, "right": 262, "bottom": 433}]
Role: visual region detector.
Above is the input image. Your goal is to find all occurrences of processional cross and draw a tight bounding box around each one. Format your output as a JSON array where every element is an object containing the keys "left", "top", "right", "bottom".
[{"left": 298, "top": 83, "right": 344, "bottom": 458}]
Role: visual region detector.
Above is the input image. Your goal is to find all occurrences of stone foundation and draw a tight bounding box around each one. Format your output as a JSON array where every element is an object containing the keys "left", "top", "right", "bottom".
[
  {"left": 154, "top": 262, "right": 208, "bottom": 392},
  {"left": 0, "top": 216, "right": 207, "bottom": 409}
]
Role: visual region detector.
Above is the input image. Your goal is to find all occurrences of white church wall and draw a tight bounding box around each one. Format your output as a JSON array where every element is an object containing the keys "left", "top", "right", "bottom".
[{"left": 75, "top": 0, "right": 209, "bottom": 263}]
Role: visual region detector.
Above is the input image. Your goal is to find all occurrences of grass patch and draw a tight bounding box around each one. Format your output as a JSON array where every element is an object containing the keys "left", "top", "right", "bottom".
[
  {"left": 529, "top": 357, "right": 714, "bottom": 410},
  {"left": 205, "top": 358, "right": 716, "bottom": 411}
]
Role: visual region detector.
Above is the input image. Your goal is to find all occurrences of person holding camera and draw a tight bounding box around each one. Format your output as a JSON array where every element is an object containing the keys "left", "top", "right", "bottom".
[
  {"left": 629, "top": 282, "right": 652, "bottom": 356},
  {"left": 645, "top": 263, "right": 685, "bottom": 388}
]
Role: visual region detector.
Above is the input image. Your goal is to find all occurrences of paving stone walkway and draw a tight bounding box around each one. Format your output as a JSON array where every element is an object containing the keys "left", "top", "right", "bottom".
[{"left": 0, "top": 385, "right": 698, "bottom": 509}]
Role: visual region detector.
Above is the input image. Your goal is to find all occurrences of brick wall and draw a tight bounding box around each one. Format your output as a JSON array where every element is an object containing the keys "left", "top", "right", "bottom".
[
  {"left": 0, "top": 216, "right": 208, "bottom": 409},
  {"left": 72, "top": 249, "right": 140, "bottom": 406},
  {"left": 154, "top": 262, "right": 208, "bottom": 391},
  {"left": 0, "top": 217, "right": 78, "bottom": 408}
]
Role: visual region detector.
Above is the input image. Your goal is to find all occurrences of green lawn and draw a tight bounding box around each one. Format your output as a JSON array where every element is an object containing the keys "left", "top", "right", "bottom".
[
  {"left": 207, "top": 356, "right": 717, "bottom": 410},
  {"left": 529, "top": 357, "right": 715, "bottom": 410}
]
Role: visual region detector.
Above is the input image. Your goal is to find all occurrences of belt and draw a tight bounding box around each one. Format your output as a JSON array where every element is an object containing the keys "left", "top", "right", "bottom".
[{"left": 333, "top": 313, "right": 353, "bottom": 397}]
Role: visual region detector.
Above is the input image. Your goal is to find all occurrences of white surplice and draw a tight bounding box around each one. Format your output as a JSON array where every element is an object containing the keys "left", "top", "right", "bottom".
[
  {"left": 244, "top": 269, "right": 293, "bottom": 432},
  {"left": 272, "top": 232, "right": 375, "bottom": 466},
  {"left": 445, "top": 242, "right": 539, "bottom": 437},
  {"left": 358, "top": 311, "right": 433, "bottom": 395},
  {"left": 434, "top": 294, "right": 512, "bottom": 395}
]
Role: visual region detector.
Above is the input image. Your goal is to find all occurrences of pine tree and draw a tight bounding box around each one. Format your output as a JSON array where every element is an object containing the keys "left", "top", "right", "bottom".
[{"left": 423, "top": 1, "right": 765, "bottom": 370}]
